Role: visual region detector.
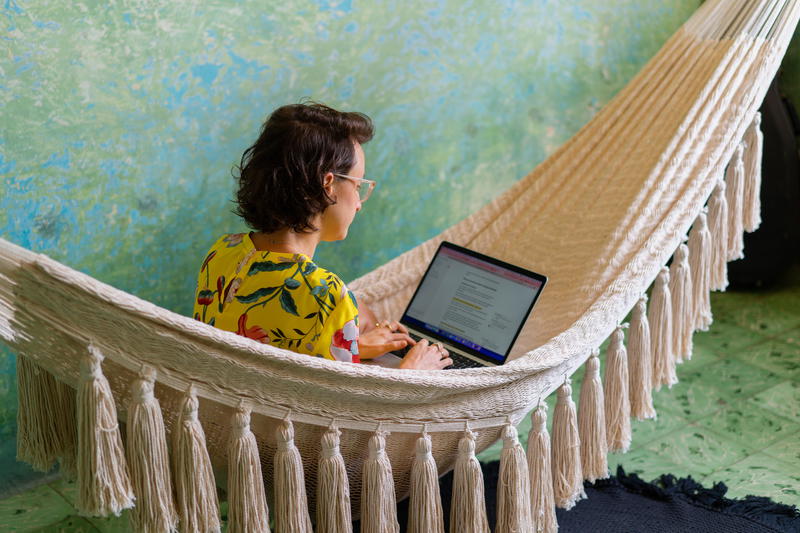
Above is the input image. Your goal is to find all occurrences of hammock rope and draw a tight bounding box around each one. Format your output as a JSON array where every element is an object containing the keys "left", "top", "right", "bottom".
[{"left": 2, "top": 0, "right": 798, "bottom": 529}]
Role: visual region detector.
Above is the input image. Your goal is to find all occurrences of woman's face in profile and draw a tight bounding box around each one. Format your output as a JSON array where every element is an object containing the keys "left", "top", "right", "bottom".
[{"left": 320, "top": 142, "right": 365, "bottom": 242}]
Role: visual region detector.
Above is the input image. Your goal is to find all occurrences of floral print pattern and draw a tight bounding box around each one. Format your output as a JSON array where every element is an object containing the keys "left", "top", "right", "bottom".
[{"left": 193, "top": 233, "right": 360, "bottom": 362}]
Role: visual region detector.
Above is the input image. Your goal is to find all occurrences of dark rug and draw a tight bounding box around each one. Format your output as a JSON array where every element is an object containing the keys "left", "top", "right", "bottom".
[{"left": 355, "top": 462, "right": 800, "bottom": 532}]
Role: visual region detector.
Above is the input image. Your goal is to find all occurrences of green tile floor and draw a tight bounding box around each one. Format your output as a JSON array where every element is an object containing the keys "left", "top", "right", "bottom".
[{"left": 1, "top": 266, "right": 799, "bottom": 531}]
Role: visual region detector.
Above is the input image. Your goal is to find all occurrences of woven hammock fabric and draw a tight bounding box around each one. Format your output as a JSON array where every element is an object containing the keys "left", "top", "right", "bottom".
[{"left": 1, "top": 0, "right": 799, "bottom": 522}]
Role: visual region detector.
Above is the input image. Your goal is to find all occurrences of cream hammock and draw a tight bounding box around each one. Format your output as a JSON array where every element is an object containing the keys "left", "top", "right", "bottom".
[{"left": 1, "top": 0, "right": 797, "bottom": 531}]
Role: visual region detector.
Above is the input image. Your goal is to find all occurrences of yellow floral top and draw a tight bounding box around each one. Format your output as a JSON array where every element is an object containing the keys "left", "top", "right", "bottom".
[{"left": 193, "top": 233, "right": 360, "bottom": 362}]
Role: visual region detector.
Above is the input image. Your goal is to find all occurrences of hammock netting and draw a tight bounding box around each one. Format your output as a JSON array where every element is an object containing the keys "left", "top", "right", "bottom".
[{"left": 1, "top": 0, "right": 797, "bottom": 531}]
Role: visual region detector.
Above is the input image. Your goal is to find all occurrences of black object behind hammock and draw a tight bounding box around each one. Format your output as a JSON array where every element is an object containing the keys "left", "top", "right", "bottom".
[
  {"left": 728, "top": 77, "right": 800, "bottom": 288},
  {"left": 353, "top": 462, "right": 800, "bottom": 533}
]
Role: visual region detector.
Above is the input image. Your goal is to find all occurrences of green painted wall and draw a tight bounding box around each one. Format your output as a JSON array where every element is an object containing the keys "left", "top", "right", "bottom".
[{"left": 0, "top": 0, "right": 702, "bottom": 493}]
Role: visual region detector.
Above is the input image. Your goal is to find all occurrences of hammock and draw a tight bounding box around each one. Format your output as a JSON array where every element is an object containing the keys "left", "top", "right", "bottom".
[{"left": 1, "top": 0, "right": 796, "bottom": 531}]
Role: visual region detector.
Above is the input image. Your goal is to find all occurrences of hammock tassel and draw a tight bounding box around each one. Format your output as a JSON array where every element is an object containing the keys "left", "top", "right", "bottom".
[
  {"left": 669, "top": 243, "right": 693, "bottom": 363},
  {"left": 127, "top": 367, "right": 178, "bottom": 533},
  {"left": 55, "top": 378, "right": 78, "bottom": 480},
  {"left": 689, "top": 211, "right": 713, "bottom": 331},
  {"left": 628, "top": 296, "right": 656, "bottom": 420},
  {"left": 228, "top": 405, "right": 270, "bottom": 533},
  {"left": 317, "top": 426, "right": 352, "bottom": 533},
  {"left": 172, "top": 387, "right": 220, "bottom": 533},
  {"left": 725, "top": 144, "right": 746, "bottom": 261},
  {"left": 526, "top": 404, "right": 557, "bottom": 533},
  {"left": 708, "top": 179, "right": 729, "bottom": 291},
  {"left": 76, "top": 345, "right": 134, "bottom": 517},
  {"left": 578, "top": 350, "right": 608, "bottom": 482},
  {"left": 649, "top": 267, "right": 677, "bottom": 390},
  {"left": 604, "top": 325, "right": 631, "bottom": 453},
  {"left": 408, "top": 432, "right": 444, "bottom": 533},
  {"left": 450, "top": 429, "right": 489, "bottom": 533},
  {"left": 16, "top": 355, "right": 68, "bottom": 472},
  {"left": 496, "top": 423, "right": 532, "bottom": 533},
  {"left": 551, "top": 378, "right": 585, "bottom": 510},
  {"left": 360, "top": 431, "right": 399, "bottom": 533},
  {"left": 274, "top": 418, "right": 312, "bottom": 533},
  {"left": 743, "top": 112, "right": 763, "bottom": 232}
]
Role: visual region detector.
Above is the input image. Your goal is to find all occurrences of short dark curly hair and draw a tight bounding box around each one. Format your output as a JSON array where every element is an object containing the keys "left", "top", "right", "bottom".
[{"left": 234, "top": 102, "right": 374, "bottom": 234}]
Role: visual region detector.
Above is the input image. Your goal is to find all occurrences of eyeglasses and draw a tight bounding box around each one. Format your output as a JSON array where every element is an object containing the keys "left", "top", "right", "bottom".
[{"left": 333, "top": 173, "right": 376, "bottom": 203}]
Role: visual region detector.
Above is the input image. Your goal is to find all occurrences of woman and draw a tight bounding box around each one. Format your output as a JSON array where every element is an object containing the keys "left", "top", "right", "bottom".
[{"left": 193, "top": 102, "right": 451, "bottom": 370}]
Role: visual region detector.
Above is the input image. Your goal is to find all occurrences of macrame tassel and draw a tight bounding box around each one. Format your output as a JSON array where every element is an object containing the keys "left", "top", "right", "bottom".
[
  {"left": 551, "top": 379, "right": 585, "bottom": 510},
  {"left": 273, "top": 418, "right": 312, "bottom": 533},
  {"left": 76, "top": 345, "right": 134, "bottom": 517},
  {"left": 16, "top": 355, "right": 66, "bottom": 472},
  {"left": 743, "top": 112, "right": 763, "bottom": 232},
  {"left": 725, "top": 144, "right": 746, "bottom": 261},
  {"left": 628, "top": 296, "right": 656, "bottom": 420},
  {"left": 669, "top": 243, "right": 693, "bottom": 363},
  {"left": 496, "top": 423, "right": 532, "bottom": 533},
  {"left": 526, "top": 405, "right": 557, "bottom": 533},
  {"left": 55, "top": 379, "right": 78, "bottom": 480},
  {"left": 228, "top": 406, "right": 270, "bottom": 533},
  {"left": 408, "top": 433, "right": 444, "bottom": 533},
  {"left": 127, "top": 367, "right": 178, "bottom": 533},
  {"left": 360, "top": 431, "right": 399, "bottom": 533},
  {"left": 604, "top": 325, "right": 631, "bottom": 453},
  {"left": 172, "top": 387, "right": 220, "bottom": 533},
  {"left": 689, "top": 211, "right": 713, "bottom": 331},
  {"left": 450, "top": 429, "right": 489, "bottom": 533},
  {"left": 317, "top": 426, "right": 352, "bottom": 533},
  {"left": 649, "top": 267, "right": 677, "bottom": 390},
  {"left": 578, "top": 351, "right": 608, "bottom": 482},
  {"left": 707, "top": 179, "right": 729, "bottom": 291}
]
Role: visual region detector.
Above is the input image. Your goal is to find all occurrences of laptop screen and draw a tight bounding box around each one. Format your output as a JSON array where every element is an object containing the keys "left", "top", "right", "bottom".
[{"left": 401, "top": 242, "right": 546, "bottom": 363}]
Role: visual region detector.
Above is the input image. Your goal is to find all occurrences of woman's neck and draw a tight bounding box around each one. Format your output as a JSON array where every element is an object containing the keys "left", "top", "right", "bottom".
[{"left": 250, "top": 229, "right": 320, "bottom": 258}]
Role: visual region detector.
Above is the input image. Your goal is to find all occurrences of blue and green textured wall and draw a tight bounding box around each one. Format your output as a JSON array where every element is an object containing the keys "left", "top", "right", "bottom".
[{"left": 1, "top": 0, "right": 710, "bottom": 492}]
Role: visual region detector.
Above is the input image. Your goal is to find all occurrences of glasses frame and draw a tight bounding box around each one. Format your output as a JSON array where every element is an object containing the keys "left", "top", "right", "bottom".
[{"left": 333, "top": 173, "right": 376, "bottom": 203}]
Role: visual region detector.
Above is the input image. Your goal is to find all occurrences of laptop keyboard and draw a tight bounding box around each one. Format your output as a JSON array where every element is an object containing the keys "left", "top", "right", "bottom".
[{"left": 399, "top": 332, "right": 485, "bottom": 369}]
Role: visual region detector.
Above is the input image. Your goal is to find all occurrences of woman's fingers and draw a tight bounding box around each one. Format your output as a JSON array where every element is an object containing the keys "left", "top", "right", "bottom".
[
  {"left": 438, "top": 357, "right": 453, "bottom": 369},
  {"left": 389, "top": 332, "right": 415, "bottom": 345}
]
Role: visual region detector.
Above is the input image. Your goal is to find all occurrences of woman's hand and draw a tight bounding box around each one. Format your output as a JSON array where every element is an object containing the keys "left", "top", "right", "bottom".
[
  {"left": 398, "top": 339, "right": 453, "bottom": 370},
  {"left": 357, "top": 321, "right": 416, "bottom": 359}
]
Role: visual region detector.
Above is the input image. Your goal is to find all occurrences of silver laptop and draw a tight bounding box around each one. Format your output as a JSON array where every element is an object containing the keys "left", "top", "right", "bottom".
[{"left": 393, "top": 241, "right": 547, "bottom": 369}]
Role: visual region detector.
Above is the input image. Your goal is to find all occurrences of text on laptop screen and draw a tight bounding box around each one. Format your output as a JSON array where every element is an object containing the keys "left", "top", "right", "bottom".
[{"left": 402, "top": 246, "right": 543, "bottom": 361}]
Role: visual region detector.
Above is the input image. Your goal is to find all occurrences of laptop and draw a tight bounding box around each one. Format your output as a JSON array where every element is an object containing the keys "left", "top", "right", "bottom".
[{"left": 391, "top": 241, "right": 547, "bottom": 369}]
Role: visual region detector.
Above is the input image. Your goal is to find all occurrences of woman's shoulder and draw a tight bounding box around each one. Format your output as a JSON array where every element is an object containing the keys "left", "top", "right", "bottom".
[{"left": 289, "top": 257, "right": 357, "bottom": 309}]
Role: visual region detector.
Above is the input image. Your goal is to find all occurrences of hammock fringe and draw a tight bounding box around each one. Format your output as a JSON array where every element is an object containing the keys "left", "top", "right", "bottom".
[
  {"left": 76, "top": 345, "right": 134, "bottom": 518},
  {"left": 527, "top": 405, "right": 557, "bottom": 533},
  {"left": 726, "top": 144, "right": 746, "bottom": 261},
  {"left": 317, "top": 426, "right": 352, "bottom": 533},
  {"left": 16, "top": 355, "right": 67, "bottom": 472},
  {"left": 650, "top": 267, "right": 677, "bottom": 390},
  {"left": 450, "top": 429, "right": 490, "bottom": 533},
  {"left": 669, "top": 243, "right": 693, "bottom": 363},
  {"left": 689, "top": 211, "right": 713, "bottom": 331},
  {"left": 273, "top": 418, "right": 312, "bottom": 533},
  {"left": 628, "top": 297, "right": 656, "bottom": 420},
  {"left": 604, "top": 326, "right": 631, "bottom": 453},
  {"left": 127, "top": 367, "right": 178, "bottom": 533},
  {"left": 578, "top": 351, "right": 608, "bottom": 482},
  {"left": 551, "top": 379, "right": 585, "bottom": 510},
  {"left": 172, "top": 387, "right": 220, "bottom": 533},
  {"left": 708, "top": 179, "right": 730, "bottom": 292},
  {"left": 227, "top": 405, "right": 270, "bottom": 533},
  {"left": 743, "top": 112, "right": 763, "bottom": 232},
  {"left": 496, "top": 424, "right": 532, "bottom": 533},
  {"left": 408, "top": 433, "right": 444, "bottom": 533},
  {"left": 360, "top": 431, "right": 400, "bottom": 533}
]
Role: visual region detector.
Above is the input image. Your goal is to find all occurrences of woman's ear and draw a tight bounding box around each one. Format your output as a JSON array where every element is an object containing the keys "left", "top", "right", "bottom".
[{"left": 323, "top": 172, "right": 336, "bottom": 201}]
